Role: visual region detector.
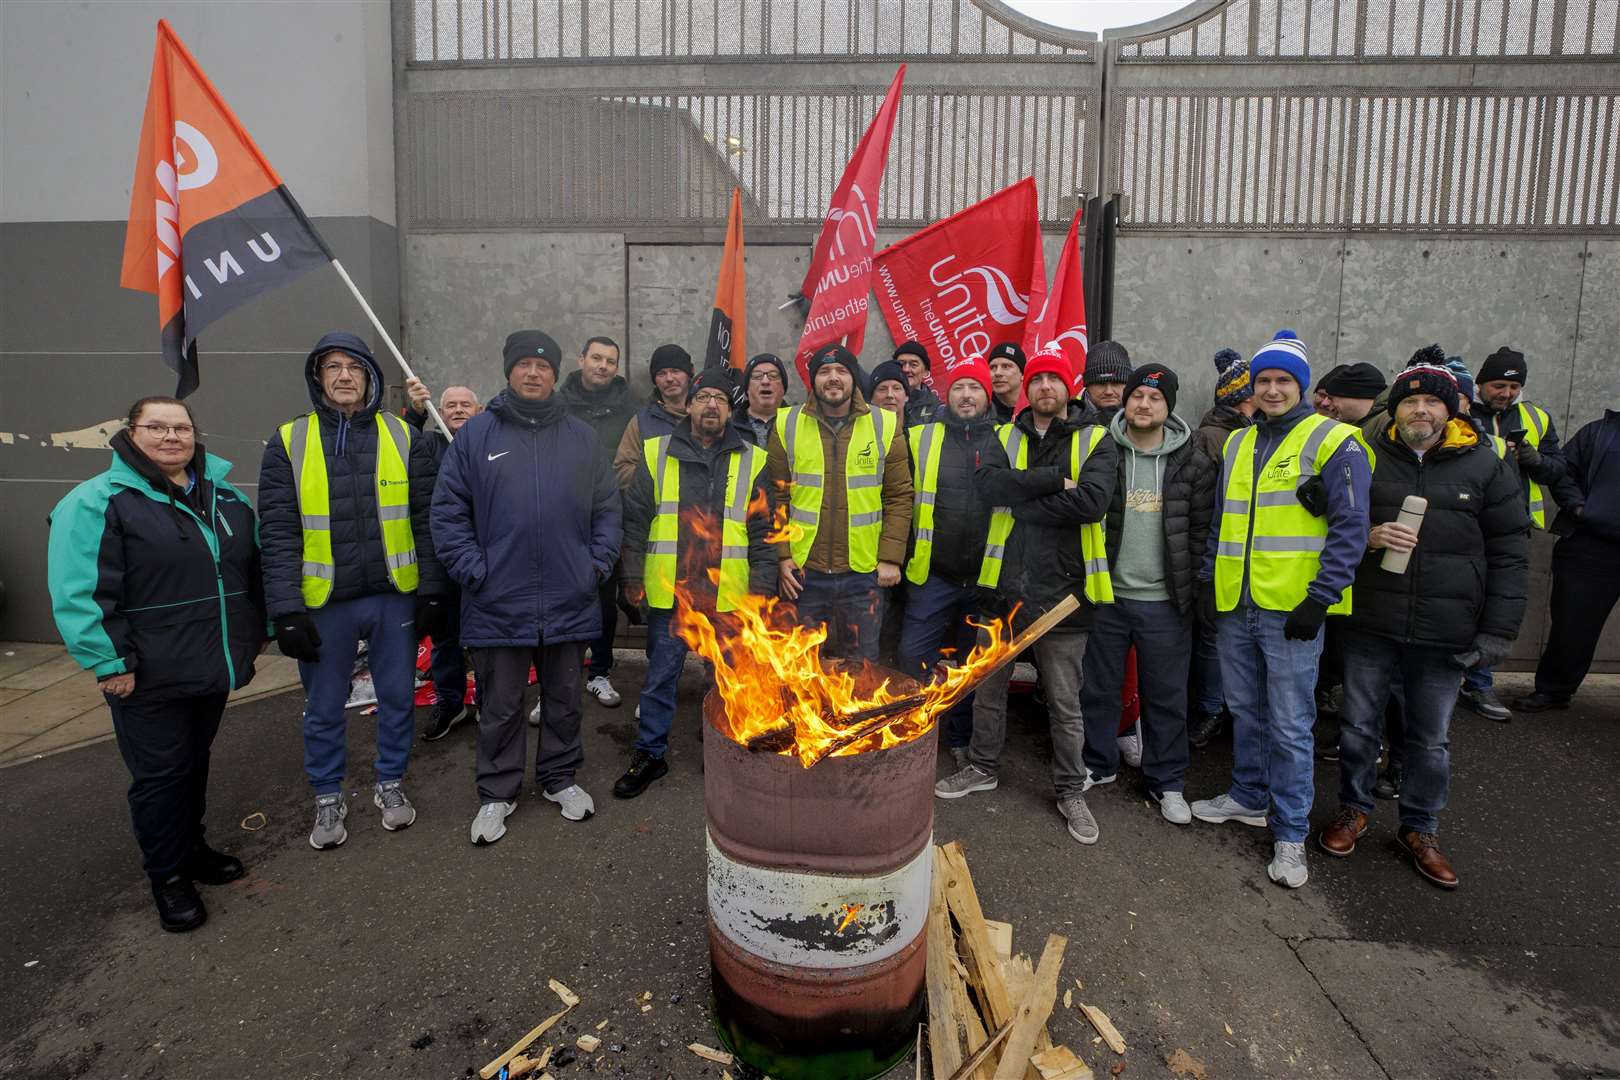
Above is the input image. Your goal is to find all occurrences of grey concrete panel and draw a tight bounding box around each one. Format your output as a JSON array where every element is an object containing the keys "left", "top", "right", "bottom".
[
  {"left": 402, "top": 232, "right": 626, "bottom": 396},
  {"left": 1570, "top": 240, "right": 1620, "bottom": 431},
  {"left": 1337, "top": 237, "right": 1587, "bottom": 435},
  {"left": 1112, "top": 235, "right": 1345, "bottom": 416}
]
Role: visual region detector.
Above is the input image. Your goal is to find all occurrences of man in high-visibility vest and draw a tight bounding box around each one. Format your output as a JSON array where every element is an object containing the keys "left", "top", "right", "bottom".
[
  {"left": 894, "top": 355, "right": 1009, "bottom": 767},
  {"left": 767, "top": 343, "right": 912, "bottom": 661},
  {"left": 259, "top": 332, "right": 449, "bottom": 851},
  {"left": 1190, "top": 329, "right": 1371, "bottom": 890},
  {"left": 1459, "top": 347, "right": 1580, "bottom": 722},
  {"left": 614, "top": 366, "right": 775, "bottom": 798},
  {"left": 935, "top": 347, "right": 1119, "bottom": 848}
]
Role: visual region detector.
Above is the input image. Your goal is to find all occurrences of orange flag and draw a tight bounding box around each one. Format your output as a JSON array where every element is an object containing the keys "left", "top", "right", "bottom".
[
  {"left": 704, "top": 187, "right": 747, "bottom": 371},
  {"left": 121, "top": 19, "right": 329, "bottom": 396}
]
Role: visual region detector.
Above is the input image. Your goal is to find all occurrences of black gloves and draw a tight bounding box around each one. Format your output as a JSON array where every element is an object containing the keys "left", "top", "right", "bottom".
[
  {"left": 273, "top": 612, "right": 322, "bottom": 663},
  {"left": 1283, "top": 596, "right": 1330, "bottom": 641},
  {"left": 414, "top": 595, "right": 453, "bottom": 641},
  {"left": 1454, "top": 632, "right": 1514, "bottom": 671},
  {"left": 1198, "top": 582, "right": 1220, "bottom": 627},
  {"left": 1514, "top": 441, "right": 1542, "bottom": 470}
]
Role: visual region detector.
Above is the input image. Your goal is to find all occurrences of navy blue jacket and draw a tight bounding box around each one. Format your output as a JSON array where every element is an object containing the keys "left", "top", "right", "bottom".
[
  {"left": 431, "top": 391, "right": 622, "bottom": 647},
  {"left": 1553, "top": 411, "right": 1620, "bottom": 543},
  {"left": 258, "top": 334, "right": 445, "bottom": 618}
]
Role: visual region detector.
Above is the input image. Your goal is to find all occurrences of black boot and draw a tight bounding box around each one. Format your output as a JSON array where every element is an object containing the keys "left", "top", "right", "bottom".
[
  {"left": 1187, "top": 710, "right": 1225, "bottom": 748},
  {"left": 185, "top": 843, "right": 245, "bottom": 886},
  {"left": 612, "top": 750, "right": 669, "bottom": 799},
  {"left": 423, "top": 701, "right": 469, "bottom": 741},
  {"left": 1373, "top": 762, "right": 1404, "bottom": 801},
  {"left": 152, "top": 874, "right": 207, "bottom": 933}
]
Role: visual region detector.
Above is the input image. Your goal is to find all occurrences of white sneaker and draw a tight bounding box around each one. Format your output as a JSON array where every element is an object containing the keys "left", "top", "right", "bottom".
[
  {"left": 528, "top": 700, "right": 542, "bottom": 727},
  {"left": 543, "top": 784, "right": 596, "bottom": 821},
  {"left": 1154, "top": 790, "right": 1192, "bottom": 825},
  {"left": 1268, "top": 840, "right": 1309, "bottom": 889},
  {"left": 586, "top": 675, "right": 622, "bottom": 707},
  {"left": 634, "top": 703, "right": 641, "bottom": 720},
  {"left": 1081, "top": 770, "right": 1116, "bottom": 793},
  {"left": 470, "top": 800, "right": 514, "bottom": 845},
  {"left": 1191, "top": 792, "right": 1267, "bottom": 827},
  {"left": 1119, "top": 725, "right": 1143, "bottom": 768}
]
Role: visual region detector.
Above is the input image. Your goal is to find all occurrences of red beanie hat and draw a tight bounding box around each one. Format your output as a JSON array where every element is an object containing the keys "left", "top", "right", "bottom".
[
  {"left": 1022, "top": 346, "right": 1072, "bottom": 397},
  {"left": 942, "top": 355, "right": 994, "bottom": 399}
]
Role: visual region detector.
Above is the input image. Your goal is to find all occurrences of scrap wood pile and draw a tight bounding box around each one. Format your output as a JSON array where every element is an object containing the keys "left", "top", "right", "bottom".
[{"left": 927, "top": 841, "right": 1126, "bottom": 1080}]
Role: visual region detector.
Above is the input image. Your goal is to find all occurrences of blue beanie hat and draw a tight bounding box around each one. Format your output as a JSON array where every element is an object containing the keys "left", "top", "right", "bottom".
[
  {"left": 1442, "top": 356, "right": 1475, "bottom": 402},
  {"left": 1212, "top": 347, "right": 1251, "bottom": 406},
  {"left": 1249, "top": 330, "right": 1310, "bottom": 391}
]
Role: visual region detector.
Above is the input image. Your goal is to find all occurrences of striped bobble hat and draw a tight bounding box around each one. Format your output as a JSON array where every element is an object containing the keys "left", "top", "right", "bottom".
[
  {"left": 1249, "top": 329, "right": 1310, "bottom": 391},
  {"left": 1212, "top": 347, "right": 1251, "bottom": 406}
]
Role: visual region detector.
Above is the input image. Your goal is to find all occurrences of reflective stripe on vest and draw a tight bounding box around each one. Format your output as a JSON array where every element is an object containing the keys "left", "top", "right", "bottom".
[
  {"left": 278, "top": 412, "right": 418, "bottom": 608},
  {"left": 642, "top": 436, "right": 766, "bottom": 612},
  {"left": 979, "top": 423, "right": 1112, "bottom": 604},
  {"left": 776, "top": 404, "right": 895, "bottom": 573},
  {"left": 903, "top": 423, "right": 1004, "bottom": 587},
  {"left": 1516, "top": 401, "right": 1549, "bottom": 529},
  {"left": 1213, "top": 413, "right": 1361, "bottom": 616}
]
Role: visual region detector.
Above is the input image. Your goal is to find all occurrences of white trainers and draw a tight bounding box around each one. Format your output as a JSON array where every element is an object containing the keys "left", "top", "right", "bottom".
[
  {"left": 1081, "top": 770, "right": 1116, "bottom": 793},
  {"left": 1154, "top": 790, "right": 1192, "bottom": 825},
  {"left": 1268, "top": 840, "right": 1309, "bottom": 889},
  {"left": 528, "top": 700, "right": 542, "bottom": 727},
  {"left": 470, "top": 800, "right": 514, "bottom": 845},
  {"left": 1190, "top": 792, "right": 1267, "bottom": 827},
  {"left": 543, "top": 784, "right": 596, "bottom": 821},
  {"left": 1119, "top": 725, "right": 1143, "bottom": 768},
  {"left": 586, "top": 675, "right": 622, "bottom": 707}
]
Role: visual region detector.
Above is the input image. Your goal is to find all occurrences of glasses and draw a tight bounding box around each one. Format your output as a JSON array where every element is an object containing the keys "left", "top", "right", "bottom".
[
  {"left": 132, "top": 423, "right": 195, "bottom": 438},
  {"left": 320, "top": 361, "right": 367, "bottom": 377},
  {"left": 691, "top": 391, "right": 731, "bottom": 406}
]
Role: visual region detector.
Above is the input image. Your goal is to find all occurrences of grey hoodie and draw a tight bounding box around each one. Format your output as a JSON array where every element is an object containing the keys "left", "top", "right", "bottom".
[{"left": 1108, "top": 411, "right": 1192, "bottom": 601}]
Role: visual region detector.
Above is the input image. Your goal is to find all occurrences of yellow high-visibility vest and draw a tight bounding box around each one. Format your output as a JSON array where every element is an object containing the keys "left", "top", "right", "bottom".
[
  {"left": 1213, "top": 413, "right": 1366, "bottom": 615},
  {"left": 278, "top": 412, "right": 418, "bottom": 608},
  {"left": 1506, "top": 402, "right": 1551, "bottom": 528},
  {"left": 980, "top": 422, "right": 1113, "bottom": 604},
  {"left": 776, "top": 404, "right": 895, "bottom": 573},
  {"left": 904, "top": 422, "right": 1002, "bottom": 587},
  {"left": 641, "top": 435, "right": 766, "bottom": 612}
]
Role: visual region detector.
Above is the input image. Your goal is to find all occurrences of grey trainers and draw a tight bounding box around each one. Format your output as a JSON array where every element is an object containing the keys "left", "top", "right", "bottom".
[
  {"left": 543, "top": 784, "right": 595, "bottom": 821},
  {"left": 1057, "top": 794, "right": 1099, "bottom": 845},
  {"left": 373, "top": 780, "right": 417, "bottom": 831},
  {"left": 934, "top": 764, "right": 998, "bottom": 800},
  {"left": 1191, "top": 792, "right": 1267, "bottom": 827},
  {"left": 1267, "top": 840, "right": 1309, "bottom": 888},
  {"left": 1458, "top": 687, "right": 1512, "bottom": 723},
  {"left": 1119, "top": 725, "right": 1143, "bottom": 768},
  {"left": 1154, "top": 790, "right": 1192, "bottom": 825},
  {"left": 470, "top": 800, "right": 514, "bottom": 845},
  {"left": 309, "top": 793, "right": 347, "bottom": 850},
  {"left": 1081, "top": 770, "right": 1116, "bottom": 793}
]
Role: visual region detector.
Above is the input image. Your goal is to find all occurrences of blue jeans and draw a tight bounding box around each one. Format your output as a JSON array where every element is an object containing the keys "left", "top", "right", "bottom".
[
  {"left": 1460, "top": 663, "right": 1493, "bottom": 693},
  {"left": 1339, "top": 629, "right": 1459, "bottom": 834},
  {"left": 897, "top": 575, "right": 979, "bottom": 749},
  {"left": 1217, "top": 603, "right": 1323, "bottom": 843},
  {"left": 1081, "top": 598, "right": 1191, "bottom": 794},
  {"left": 299, "top": 593, "right": 417, "bottom": 795},
  {"left": 795, "top": 570, "right": 882, "bottom": 662},
  {"left": 634, "top": 607, "right": 689, "bottom": 758},
  {"left": 1193, "top": 607, "right": 1224, "bottom": 717}
]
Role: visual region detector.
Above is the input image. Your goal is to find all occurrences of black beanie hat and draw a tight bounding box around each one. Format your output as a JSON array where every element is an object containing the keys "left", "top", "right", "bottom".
[
  {"left": 1124, "top": 363, "right": 1179, "bottom": 414},
  {"left": 868, "top": 359, "right": 908, "bottom": 395},
  {"left": 893, "top": 340, "right": 930, "bottom": 369},
  {"left": 808, "top": 343, "right": 858, "bottom": 385},
  {"left": 987, "top": 341, "right": 1027, "bottom": 370},
  {"left": 691, "top": 366, "right": 736, "bottom": 401},
  {"left": 503, "top": 330, "right": 562, "bottom": 378},
  {"left": 1084, "top": 341, "right": 1132, "bottom": 386},
  {"left": 1389, "top": 363, "right": 1461, "bottom": 418},
  {"left": 1318, "top": 362, "right": 1386, "bottom": 399},
  {"left": 743, "top": 352, "right": 788, "bottom": 386},
  {"left": 649, "top": 344, "right": 694, "bottom": 379},
  {"left": 1477, "top": 346, "right": 1526, "bottom": 387}
]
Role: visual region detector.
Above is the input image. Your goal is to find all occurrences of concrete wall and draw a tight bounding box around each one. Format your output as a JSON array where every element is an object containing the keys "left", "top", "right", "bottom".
[{"left": 0, "top": 0, "right": 399, "bottom": 642}]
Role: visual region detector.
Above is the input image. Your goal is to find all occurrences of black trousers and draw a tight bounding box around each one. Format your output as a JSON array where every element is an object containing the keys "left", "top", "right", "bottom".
[
  {"left": 471, "top": 641, "right": 585, "bottom": 801},
  {"left": 108, "top": 691, "right": 228, "bottom": 882},
  {"left": 1536, "top": 533, "right": 1620, "bottom": 699},
  {"left": 588, "top": 567, "right": 619, "bottom": 678}
]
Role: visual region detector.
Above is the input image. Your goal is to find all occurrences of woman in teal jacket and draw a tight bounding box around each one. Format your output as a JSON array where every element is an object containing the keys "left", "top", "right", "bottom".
[{"left": 47, "top": 396, "right": 265, "bottom": 933}]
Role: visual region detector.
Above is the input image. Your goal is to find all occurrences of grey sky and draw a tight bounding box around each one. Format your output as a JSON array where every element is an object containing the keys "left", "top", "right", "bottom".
[{"left": 1004, "top": 0, "right": 1189, "bottom": 34}]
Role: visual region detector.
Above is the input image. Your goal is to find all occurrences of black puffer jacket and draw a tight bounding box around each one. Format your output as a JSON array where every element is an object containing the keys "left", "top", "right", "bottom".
[
  {"left": 975, "top": 410, "right": 1119, "bottom": 631},
  {"left": 1348, "top": 419, "right": 1530, "bottom": 650},
  {"left": 259, "top": 333, "right": 445, "bottom": 619},
  {"left": 1102, "top": 415, "right": 1217, "bottom": 617},
  {"left": 906, "top": 413, "right": 1009, "bottom": 587},
  {"left": 559, "top": 370, "right": 638, "bottom": 460}
]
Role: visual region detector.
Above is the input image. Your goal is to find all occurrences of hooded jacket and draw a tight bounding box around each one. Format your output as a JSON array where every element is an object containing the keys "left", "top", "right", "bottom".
[
  {"left": 974, "top": 409, "right": 1120, "bottom": 631},
  {"left": 1103, "top": 413, "right": 1217, "bottom": 617},
  {"left": 258, "top": 333, "right": 445, "bottom": 619},
  {"left": 559, "top": 370, "right": 638, "bottom": 461},
  {"left": 1195, "top": 403, "right": 1251, "bottom": 465},
  {"left": 48, "top": 435, "right": 265, "bottom": 698},
  {"left": 431, "top": 390, "right": 622, "bottom": 647},
  {"left": 1349, "top": 419, "right": 1529, "bottom": 650},
  {"left": 907, "top": 411, "right": 1011, "bottom": 587}
]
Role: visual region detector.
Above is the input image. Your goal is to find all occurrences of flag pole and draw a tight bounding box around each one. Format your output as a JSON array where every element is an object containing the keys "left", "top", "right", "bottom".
[{"left": 328, "top": 258, "right": 451, "bottom": 439}]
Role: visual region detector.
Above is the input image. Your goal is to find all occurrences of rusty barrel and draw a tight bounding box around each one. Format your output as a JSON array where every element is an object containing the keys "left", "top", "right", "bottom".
[{"left": 703, "top": 672, "right": 936, "bottom": 1080}]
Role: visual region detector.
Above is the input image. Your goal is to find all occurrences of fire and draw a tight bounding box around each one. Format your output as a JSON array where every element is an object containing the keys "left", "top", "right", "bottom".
[{"left": 835, "top": 904, "right": 864, "bottom": 934}]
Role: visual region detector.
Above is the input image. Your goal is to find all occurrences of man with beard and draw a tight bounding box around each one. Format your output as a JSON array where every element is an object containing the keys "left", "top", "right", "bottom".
[
  {"left": 614, "top": 344, "right": 694, "bottom": 489},
  {"left": 733, "top": 352, "right": 789, "bottom": 448},
  {"left": 767, "top": 344, "right": 912, "bottom": 661},
  {"left": 987, "top": 341, "right": 1026, "bottom": 423},
  {"left": 615, "top": 368, "right": 775, "bottom": 797}
]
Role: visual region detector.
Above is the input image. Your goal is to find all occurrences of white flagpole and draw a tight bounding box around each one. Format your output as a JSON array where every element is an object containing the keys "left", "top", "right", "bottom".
[{"left": 328, "top": 258, "right": 451, "bottom": 440}]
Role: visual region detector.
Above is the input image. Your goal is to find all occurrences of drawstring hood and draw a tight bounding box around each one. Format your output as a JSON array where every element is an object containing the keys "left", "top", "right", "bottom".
[{"left": 304, "top": 332, "right": 385, "bottom": 457}]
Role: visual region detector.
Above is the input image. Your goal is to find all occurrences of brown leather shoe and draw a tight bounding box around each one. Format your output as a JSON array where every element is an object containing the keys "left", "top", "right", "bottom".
[
  {"left": 1318, "top": 806, "right": 1369, "bottom": 857},
  {"left": 1398, "top": 829, "right": 1459, "bottom": 888}
]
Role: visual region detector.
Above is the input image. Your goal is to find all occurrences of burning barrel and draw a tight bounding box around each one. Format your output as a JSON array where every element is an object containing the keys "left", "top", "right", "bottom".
[{"left": 703, "top": 666, "right": 936, "bottom": 1080}]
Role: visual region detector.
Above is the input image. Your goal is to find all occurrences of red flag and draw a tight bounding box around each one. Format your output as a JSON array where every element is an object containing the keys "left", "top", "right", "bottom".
[
  {"left": 705, "top": 188, "right": 748, "bottom": 371},
  {"left": 871, "top": 178, "right": 1044, "bottom": 380},
  {"left": 1023, "top": 207, "right": 1088, "bottom": 391},
  {"left": 121, "top": 20, "right": 329, "bottom": 397},
  {"left": 794, "top": 65, "right": 905, "bottom": 386}
]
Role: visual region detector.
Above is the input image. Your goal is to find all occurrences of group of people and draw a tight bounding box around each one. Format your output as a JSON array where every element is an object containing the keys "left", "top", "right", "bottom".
[{"left": 47, "top": 318, "right": 1618, "bottom": 933}]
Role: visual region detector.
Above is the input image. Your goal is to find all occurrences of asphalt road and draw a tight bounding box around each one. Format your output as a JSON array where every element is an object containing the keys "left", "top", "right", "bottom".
[{"left": 2, "top": 662, "right": 1616, "bottom": 1080}]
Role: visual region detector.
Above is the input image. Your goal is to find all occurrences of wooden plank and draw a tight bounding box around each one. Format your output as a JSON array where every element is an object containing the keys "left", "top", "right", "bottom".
[
  {"left": 1079, "top": 1004, "right": 1126, "bottom": 1055},
  {"left": 926, "top": 848, "right": 966, "bottom": 1080},
  {"left": 991, "top": 934, "right": 1066, "bottom": 1080},
  {"left": 946, "top": 1019, "right": 1013, "bottom": 1080},
  {"left": 938, "top": 842, "right": 1015, "bottom": 1030},
  {"left": 1002, "top": 953, "right": 1054, "bottom": 1080},
  {"left": 1030, "top": 1045, "right": 1093, "bottom": 1080},
  {"left": 984, "top": 919, "right": 1013, "bottom": 962},
  {"left": 479, "top": 1006, "right": 571, "bottom": 1079}
]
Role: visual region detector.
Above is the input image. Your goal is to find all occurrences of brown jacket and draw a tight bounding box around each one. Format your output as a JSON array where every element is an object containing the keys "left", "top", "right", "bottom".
[
  {"left": 612, "top": 398, "right": 688, "bottom": 490},
  {"left": 766, "top": 392, "right": 913, "bottom": 572}
]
